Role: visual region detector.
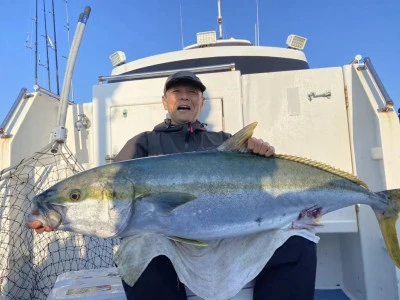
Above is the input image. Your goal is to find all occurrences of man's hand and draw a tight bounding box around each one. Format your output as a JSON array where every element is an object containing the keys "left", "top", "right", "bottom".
[
  {"left": 27, "top": 209, "right": 55, "bottom": 234},
  {"left": 248, "top": 137, "right": 275, "bottom": 157}
]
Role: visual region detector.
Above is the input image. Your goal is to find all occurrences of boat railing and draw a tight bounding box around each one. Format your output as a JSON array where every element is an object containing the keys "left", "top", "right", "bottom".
[
  {"left": 0, "top": 88, "right": 29, "bottom": 138},
  {"left": 358, "top": 57, "right": 394, "bottom": 112},
  {"left": 32, "top": 85, "right": 73, "bottom": 104},
  {"left": 98, "top": 62, "right": 236, "bottom": 84}
]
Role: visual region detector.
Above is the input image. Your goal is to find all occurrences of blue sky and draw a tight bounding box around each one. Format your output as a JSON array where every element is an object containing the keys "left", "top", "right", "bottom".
[{"left": 0, "top": 0, "right": 399, "bottom": 123}]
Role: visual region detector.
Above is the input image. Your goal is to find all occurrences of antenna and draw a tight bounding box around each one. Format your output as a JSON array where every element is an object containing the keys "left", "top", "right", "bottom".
[
  {"left": 254, "top": 24, "right": 257, "bottom": 46},
  {"left": 42, "top": 0, "right": 51, "bottom": 91},
  {"left": 255, "top": 0, "right": 260, "bottom": 45},
  {"left": 64, "top": 0, "right": 74, "bottom": 101},
  {"left": 217, "top": 0, "right": 223, "bottom": 39},
  {"left": 26, "top": 0, "right": 61, "bottom": 94},
  {"left": 35, "top": 0, "right": 38, "bottom": 85},
  {"left": 25, "top": 3, "right": 34, "bottom": 50},
  {"left": 64, "top": 0, "right": 71, "bottom": 46},
  {"left": 179, "top": 3, "right": 184, "bottom": 49},
  {"left": 51, "top": 0, "right": 60, "bottom": 95}
]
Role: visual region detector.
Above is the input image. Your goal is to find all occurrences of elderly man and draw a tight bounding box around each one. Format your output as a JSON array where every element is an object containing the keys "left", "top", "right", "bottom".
[{"left": 29, "top": 71, "right": 318, "bottom": 300}]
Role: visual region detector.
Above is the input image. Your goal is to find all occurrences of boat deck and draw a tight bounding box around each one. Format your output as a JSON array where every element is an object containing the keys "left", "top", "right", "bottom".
[{"left": 47, "top": 267, "right": 351, "bottom": 300}]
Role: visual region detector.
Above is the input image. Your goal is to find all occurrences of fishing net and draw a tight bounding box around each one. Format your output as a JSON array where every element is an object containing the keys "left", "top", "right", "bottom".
[{"left": 0, "top": 142, "right": 120, "bottom": 300}]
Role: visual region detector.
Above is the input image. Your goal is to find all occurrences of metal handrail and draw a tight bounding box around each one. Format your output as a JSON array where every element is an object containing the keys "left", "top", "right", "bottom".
[
  {"left": 98, "top": 63, "right": 236, "bottom": 83},
  {"left": 34, "top": 85, "right": 61, "bottom": 101},
  {"left": 0, "top": 88, "right": 29, "bottom": 136},
  {"left": 360, "top": 57, "right": 394, "bottom": 111},
  {"left": 33, "top": 85, "right": 74, "bottom": 104}
]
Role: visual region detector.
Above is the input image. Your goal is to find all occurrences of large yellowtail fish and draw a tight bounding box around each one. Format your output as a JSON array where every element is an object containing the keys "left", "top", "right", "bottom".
[{"left": 29, "top": 122, "right": 400, "bottom": 268}]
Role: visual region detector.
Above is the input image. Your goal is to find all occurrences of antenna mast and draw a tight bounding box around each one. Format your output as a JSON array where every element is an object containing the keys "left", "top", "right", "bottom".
[
  {"left": 255, "top": 0, "right": 260, "bottom": 45},
  {"left": 51, "top": 0, "right": 60, "bottom": 95},
  {"left": 64, "top": 0, "right": 74, "bottom": 101},
  {"left": 180, "top": 3, "right": 184, "bottom": 49},
  {"left": 217, "top": 0, "right": 223, "bottom": 39},
  {"left": 35, "top": 0, "right": 38, "bottom": 85},
  {"left": 28, "top": 0, "right": 60, "bottom": 93},
  {"left": 42, "top": 0, "right": 51, "bottom": 91}
]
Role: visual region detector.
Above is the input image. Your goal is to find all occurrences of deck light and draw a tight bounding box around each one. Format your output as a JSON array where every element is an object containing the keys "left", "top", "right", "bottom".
[
  {"left": 286, "top": 34, "right": 307, "bottom": 50},
  {"left": 109, "top": 51, "right": 126, "bottom": 67},
  {"left": 197, "top": 31, "right": 217, "bottom": 47}
]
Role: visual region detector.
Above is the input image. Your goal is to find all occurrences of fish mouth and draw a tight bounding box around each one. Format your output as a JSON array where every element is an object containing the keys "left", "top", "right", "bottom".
[{"left": 35, "top": 202, "right": 64, "bottom": 229}]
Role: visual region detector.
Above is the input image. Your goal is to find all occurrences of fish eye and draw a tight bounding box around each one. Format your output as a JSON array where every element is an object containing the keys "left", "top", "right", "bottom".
[{"left": 69, "top": 190, "right": 81, "bottom": 201}]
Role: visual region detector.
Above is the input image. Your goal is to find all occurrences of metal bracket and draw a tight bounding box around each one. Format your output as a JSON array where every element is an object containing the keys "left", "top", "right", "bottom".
[
  {"left": 0, "top": 128, "right": 11, "bottom": 139},
  {"left": 308, "top": 91, "right": 332, "bottom": 101},
  {"left": 75, "top": 114, "right": 91, "bottom": 131},
  {"left": 377, "top": 100, "right": 394, "bottom": 113},
  {"left": 52, "top": 126, "right": 68, "bottom": 142}
]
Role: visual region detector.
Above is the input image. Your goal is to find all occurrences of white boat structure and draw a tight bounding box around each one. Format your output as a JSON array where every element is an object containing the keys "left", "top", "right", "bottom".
[{"left": 1, "top": 3, "right": 400, "bottom": 300}]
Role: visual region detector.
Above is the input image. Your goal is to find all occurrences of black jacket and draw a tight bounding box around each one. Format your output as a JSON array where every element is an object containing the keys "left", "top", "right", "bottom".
[{"left": 114, "top": 120, "right": 232, "bottom": 162}]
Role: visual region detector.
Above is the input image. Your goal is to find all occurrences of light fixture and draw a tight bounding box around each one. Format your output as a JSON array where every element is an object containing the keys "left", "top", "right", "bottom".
[
  {"left": 109, "top": 51, "right": 127, "bottom": 67},
  {"left": 286, "top": 34, "right": 307, "bottom": 50},
  {"left": 197, "top": 31, "right": 217, "bottom": 47}
]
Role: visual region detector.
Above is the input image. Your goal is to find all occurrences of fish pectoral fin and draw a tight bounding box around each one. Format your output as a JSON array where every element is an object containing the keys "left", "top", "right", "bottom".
[
  {"left": 290, "top": 221, "right": 323, "bottom": 230},
  {"left": 143, "top": 192, "right": 196, "bottom": 214},
  {"left": 217, "top": 122, "right": 257, "bottom": 153},
  {"left": 314, "top": 216, "right": 323, "bottom": 224},
  {"left": 168, "top": 236, "right": 208, "bottom": 247},
  {"left": 291, "top": 206, "right": 324, "bottom": 229}
]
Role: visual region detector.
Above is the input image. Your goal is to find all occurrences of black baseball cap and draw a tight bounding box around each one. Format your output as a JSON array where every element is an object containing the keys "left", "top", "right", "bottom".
[{"left": 164, "top": 71, "right": 206, "bottom": 94}]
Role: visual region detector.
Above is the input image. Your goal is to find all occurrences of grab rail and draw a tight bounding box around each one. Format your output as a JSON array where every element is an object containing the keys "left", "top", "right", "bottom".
[
  {"left": 359, "top": 57, "right": 394, "bottom": 112},
  {"left": 98, "top": 63, "right": 236, "bottom": 84},
  {"left": 33, "top": 85, "right": 74, "bottom": 104},
  {"left": 0, "top": 88, "right": 29, "bottom": 138}
]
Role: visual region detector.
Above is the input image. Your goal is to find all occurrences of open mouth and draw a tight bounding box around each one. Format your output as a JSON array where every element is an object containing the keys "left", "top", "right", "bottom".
[
  {"left": 177, "top": 105, "right": 191, "bottom": 111},
  {"left": 36, "top": 202, "right": 63, "bottom": 229}
]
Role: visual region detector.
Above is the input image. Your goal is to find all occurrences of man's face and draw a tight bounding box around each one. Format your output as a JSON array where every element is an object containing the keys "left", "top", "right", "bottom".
[{"left": 162, "top": 83, "right": 205, "bottom": 125}]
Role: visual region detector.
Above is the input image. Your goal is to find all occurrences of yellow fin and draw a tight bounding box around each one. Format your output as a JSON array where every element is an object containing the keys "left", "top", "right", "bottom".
[
  {"left": 168, "top": 236, "right": 208, "bottom": 247},
  {"left": 217, "top": 122, "right": 257, "bottom": 153},
  {"left": 376, "top": 215, "right": 400, "bottom": 268},
  {"left": 374, "top": 189, "right": 400, "bottom": 268},
  {"left": 275, "top": 154, "right": 369, "bottom": 189}
]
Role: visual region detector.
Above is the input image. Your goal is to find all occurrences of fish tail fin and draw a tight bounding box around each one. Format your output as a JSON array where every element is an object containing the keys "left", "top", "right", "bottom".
[{"left": 374, "top": 189, "right": 400, "bottom": 268}]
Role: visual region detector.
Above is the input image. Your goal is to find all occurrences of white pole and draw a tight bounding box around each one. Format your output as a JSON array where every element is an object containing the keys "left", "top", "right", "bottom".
[
  {"left": 52, "top": 6, "right": 91, "bottom": 152},
  {"left": 217, "top": 0, "right": 223, "bottom": 39}
]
